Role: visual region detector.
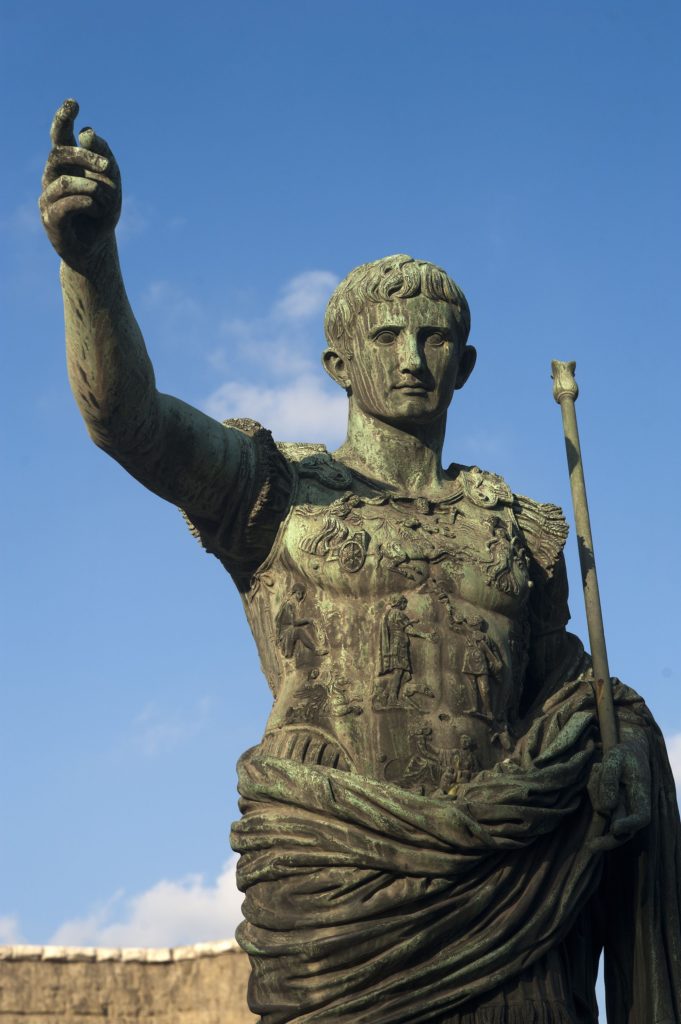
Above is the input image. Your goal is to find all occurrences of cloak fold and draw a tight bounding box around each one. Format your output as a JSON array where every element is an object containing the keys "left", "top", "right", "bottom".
[{"left": 232, "top": 680, "right": 681, "bottom": 1023}]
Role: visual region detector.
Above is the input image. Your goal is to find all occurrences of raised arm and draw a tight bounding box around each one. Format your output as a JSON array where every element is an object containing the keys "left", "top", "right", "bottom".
[{"left": 39, "top": 100, "right": 242, "bottom": 523}]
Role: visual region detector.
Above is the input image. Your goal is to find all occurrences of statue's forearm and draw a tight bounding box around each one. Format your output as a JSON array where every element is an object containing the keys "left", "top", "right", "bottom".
[
  {"left": 61, "top": 240, "right": 161, "bottom": 456},
  {"left": 59, "top": 242, "right": 243, "bottom": 521}
]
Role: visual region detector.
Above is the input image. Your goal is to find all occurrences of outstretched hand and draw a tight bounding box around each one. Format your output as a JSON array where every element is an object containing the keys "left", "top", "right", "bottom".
[
  {"left": 39, "top": 99, "right": 122, "bottom": 271},
  {"left": 588, "top": 734, "right": 652, "bottom": 852}
]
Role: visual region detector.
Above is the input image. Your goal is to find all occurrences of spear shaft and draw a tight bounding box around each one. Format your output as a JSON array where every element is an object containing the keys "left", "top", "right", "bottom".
[{"left": 551, "top": 360, "right": 618, "bottom": 752}]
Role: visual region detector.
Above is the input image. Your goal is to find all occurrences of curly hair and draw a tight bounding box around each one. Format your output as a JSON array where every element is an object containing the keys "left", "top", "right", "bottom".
[{"left": 324, "top": 254, "right": 470, "bottom": 353}]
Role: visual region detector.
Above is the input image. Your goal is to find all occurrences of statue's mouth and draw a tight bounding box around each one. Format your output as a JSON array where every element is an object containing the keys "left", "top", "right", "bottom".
[{"left": 394, "top": 382, "right": 431, "bottom": 394}]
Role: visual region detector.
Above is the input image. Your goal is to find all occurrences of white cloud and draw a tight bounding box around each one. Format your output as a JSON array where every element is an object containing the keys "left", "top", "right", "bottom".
[
  {"left": 212, "top": 322, "right": 315, "bottom": 377},
  {"left": 131, "top": 697, "right": 213, "bottom": 758},
  {"left": 203, "top": 372, "right": 347, "bottom": 447},
  {"left": 0, "top": 915, "right": 22, "bottom": 944},
  {"left": 215, "top": 269, "right": 338, "bottom": 372},
  {"left": 50, "top": 857, "right": 242, "bottom": 948},
  {"left": 204, "top": 267, "right": 346, "bottom": 444},
  {"left": 273, "top": 270, "right": 339, "bottom": 320},
  {"left": 131, "top": 266, "right": 345, "bottom": 442},
  {"left": 666, "top": 732, "right": 681, "bottom": 786}
]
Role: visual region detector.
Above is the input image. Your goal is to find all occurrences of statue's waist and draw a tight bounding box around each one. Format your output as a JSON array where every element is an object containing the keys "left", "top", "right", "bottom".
[{"left": 260, "top": 700, "right": 514, "bottom": 796}]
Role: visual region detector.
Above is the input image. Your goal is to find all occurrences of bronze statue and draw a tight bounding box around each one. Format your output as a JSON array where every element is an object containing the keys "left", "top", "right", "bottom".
[{"left": 40, "top": 100, "right": 681, "bottom": 1024}]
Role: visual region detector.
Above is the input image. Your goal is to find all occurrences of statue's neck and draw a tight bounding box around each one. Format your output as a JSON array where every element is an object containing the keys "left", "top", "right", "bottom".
[{"left": 334, "top": 403, "right": 447, "bottom": 495}]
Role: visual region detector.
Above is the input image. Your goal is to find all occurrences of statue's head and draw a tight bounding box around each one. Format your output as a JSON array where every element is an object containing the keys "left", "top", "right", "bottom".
[{"left": 323, "top": 255, "right": 476, "bottom": 427}]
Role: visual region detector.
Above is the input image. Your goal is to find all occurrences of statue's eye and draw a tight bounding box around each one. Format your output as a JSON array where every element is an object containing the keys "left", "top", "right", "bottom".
[
  {"left": 373, "top": 331, "right": 397, "bottom": 345},
  {"left": 425, "top": 332, "right": 446, "bottom": 347}
]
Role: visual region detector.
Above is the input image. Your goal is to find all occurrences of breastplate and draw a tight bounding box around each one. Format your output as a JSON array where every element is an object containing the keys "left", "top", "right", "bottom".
[{"left": 242, "top": 464, "right": 534, "bottom": 795}]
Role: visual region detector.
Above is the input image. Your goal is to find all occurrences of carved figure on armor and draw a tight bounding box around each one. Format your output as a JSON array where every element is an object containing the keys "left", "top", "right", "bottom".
[
  {"left": 434, "top": 765, "right": 458, "bottom": 798},
  {"left": 452, "top": 612, "right": 503, "bottom": 717},
  {"left": 328, "top": 674, "right": 363, "bottom": 716},
  {"left": 374, "top": 595, "right": 437, "bottom": 710},
  {"left": 451, "top": 733, "right": 481, "bottom": 783},
  {"left": 275, "top": 584, "right": 328, "bottom": 662},
  {"left": 379, "top": 539, "right": 428, "bottom": 583},
  {"left": 284, "top": 670, "right": 362, "bottom": 724},
  {"left": 284, "top": 671, "right": 328, "bottom": 724},
  {"left": 402, "top": 725, "right": 442, "bottom": 791},
  {"left": 481, "top": 513, "right": 530, "bottom": 595},
  {"left": 298, "top": 494, "right": 369, "bottom": 573},
  {"left": 434, "top": 734, "right": 481, "bottom": 797}
]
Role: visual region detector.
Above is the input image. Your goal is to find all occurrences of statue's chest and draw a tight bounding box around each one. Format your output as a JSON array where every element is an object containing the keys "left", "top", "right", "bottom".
[
  {"left": 279, "top": 490, "right": 531, "bottom": 614},
  {"left": 246, "top": 474, "right": 536, "bottom": 791}
]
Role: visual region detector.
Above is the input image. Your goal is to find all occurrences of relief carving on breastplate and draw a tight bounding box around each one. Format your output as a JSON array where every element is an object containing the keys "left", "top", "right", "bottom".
[
  {"left": 372, "top": 595, "right": 438, "bottom": 711},
  {"left": 375, "top": 517, "right": 439, "bottom": 583},
  {"left": 480, "top": 514, "right": 531, "bottom": 595},
  {"left": 383, "top": 724, "right": 483, "bottom": 796},
  {"left": 285, "top": 670, "right": 363, "bottom": 725},
  {"left": 458, "top": 465, "right": 513, "bottom": 508},
  {"left": 275, "top": 584, "right": 328, "bottom": 665},
  {"left": 434, "top": 734, "right": 482, "bottom": 798},
  {"left": 451, "top": 612, "right": 504, "bottom": 718},
  {"left": 296, "top": 491, "right": 466, "bottom": 584},
  {"left": 447, "top": 507, "right": 531, "bottom": 598},
  {"left": 296, "top": 493, "right": 370, "bottom": 573}
]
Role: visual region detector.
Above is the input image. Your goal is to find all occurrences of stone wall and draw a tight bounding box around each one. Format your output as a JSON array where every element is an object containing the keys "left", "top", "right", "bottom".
[{"left": 0, "top": 940, "right": 256, "bottom": 1023}]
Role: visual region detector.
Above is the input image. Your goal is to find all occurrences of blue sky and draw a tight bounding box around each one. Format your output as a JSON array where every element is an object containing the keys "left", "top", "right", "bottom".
[{"left": 1, "top": 0, "right": 680, "bottom": 967}]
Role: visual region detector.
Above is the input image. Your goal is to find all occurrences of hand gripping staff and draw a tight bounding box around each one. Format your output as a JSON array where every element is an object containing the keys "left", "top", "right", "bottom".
[{"left": 551, "top": 361, "right": 618, "bottom": 752}]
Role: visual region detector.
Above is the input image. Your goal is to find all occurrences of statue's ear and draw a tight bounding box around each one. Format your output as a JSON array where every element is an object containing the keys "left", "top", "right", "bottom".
[
  {"left": 454, "top": 345, "right": 477, "bottom": 391},
  {"left": 322, "top": 348, "right": 351, "bottom": 391}
]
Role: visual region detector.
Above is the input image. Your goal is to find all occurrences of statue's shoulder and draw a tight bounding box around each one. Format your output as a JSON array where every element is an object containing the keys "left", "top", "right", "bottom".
[
  {"left": 223, "top": 420, "right": 352, "bottom": 492},
  {"left": 275, "top": 440, "right": 353, "bottom": 491},
  {"left": 448, "top": 463, "right": 569, "bottom": 577},
  {"left": 183, "top": 423, "right": 350, "bottom": 585}
]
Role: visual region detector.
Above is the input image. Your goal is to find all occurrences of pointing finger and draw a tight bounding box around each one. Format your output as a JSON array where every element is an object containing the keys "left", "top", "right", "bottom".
[{"left": 50, "top": 99, "right": 79, "bottom": 147}]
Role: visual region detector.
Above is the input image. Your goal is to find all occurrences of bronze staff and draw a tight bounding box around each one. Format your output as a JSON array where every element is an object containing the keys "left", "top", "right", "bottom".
[{"left": 551, "top": 360, "right": 618, "bottom": 752}]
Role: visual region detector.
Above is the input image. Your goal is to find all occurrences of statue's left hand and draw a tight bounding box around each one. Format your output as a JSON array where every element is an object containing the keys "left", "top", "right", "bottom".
[{"left": 588, "top": 731, "right": 652, "bottom": 851}]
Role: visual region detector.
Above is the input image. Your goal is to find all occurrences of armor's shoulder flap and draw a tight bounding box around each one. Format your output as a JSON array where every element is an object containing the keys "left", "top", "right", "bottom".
[
  {"left": 449, "top": 464, "right": 514, "bottom": 508},
  {"left": 277, "top": 441, "right": 353, "bottom": 491},
  {"left": 512, "top": 492, "right": 569, "bottom": 578}
]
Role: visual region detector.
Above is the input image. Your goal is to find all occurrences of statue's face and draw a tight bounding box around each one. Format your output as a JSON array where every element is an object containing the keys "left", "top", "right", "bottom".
[{"left": 332, "top": 296, "right": 474, "bottom": 427}]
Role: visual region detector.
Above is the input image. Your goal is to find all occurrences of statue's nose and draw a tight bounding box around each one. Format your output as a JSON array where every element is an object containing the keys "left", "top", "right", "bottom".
[{"left": 399, "top": 333, "right": 423, "bottom": 373}]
